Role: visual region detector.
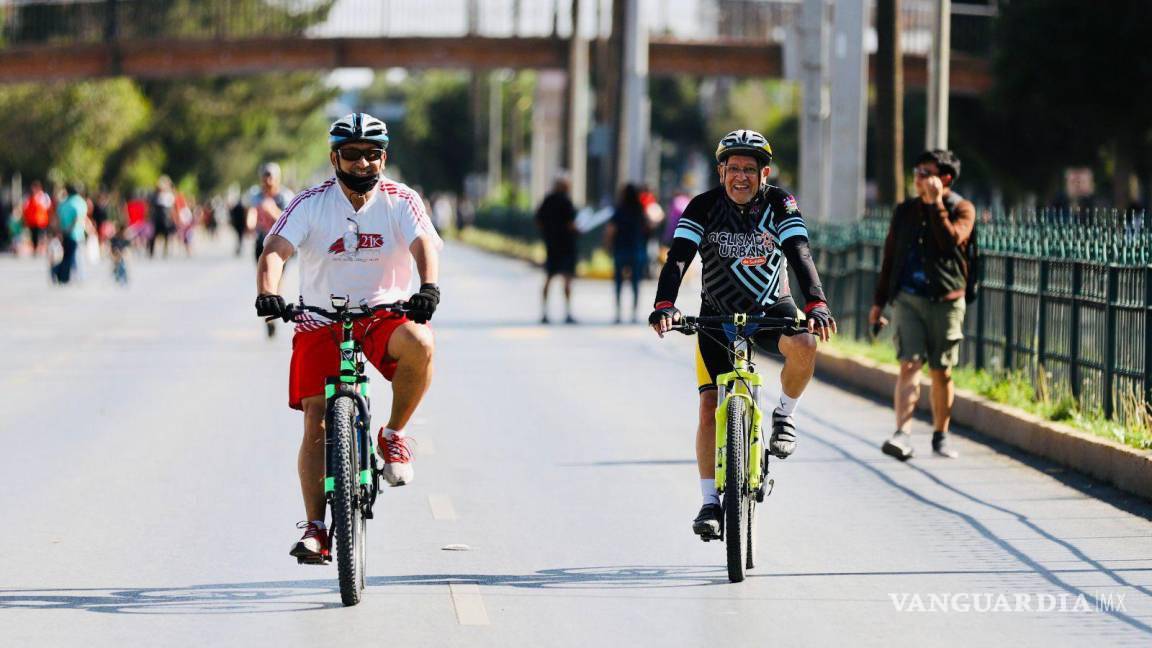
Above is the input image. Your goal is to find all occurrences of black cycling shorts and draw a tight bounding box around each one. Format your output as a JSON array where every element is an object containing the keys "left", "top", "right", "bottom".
[{"left": 695, "top": 298, "right": 801, "bottom": 392}]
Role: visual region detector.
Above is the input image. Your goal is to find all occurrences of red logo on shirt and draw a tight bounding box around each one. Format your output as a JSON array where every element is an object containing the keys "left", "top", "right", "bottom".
[{"left": 328, "top": 233, "right": 385, "bottom": 255}]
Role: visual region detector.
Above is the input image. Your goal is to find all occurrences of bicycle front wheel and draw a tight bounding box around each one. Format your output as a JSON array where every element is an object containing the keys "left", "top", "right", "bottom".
[
  {"left": 724, "top": 396, "right": 750, "bottom": 583},
  {"left": 330, "top": 396, "right": 366, "bottom": 606}
]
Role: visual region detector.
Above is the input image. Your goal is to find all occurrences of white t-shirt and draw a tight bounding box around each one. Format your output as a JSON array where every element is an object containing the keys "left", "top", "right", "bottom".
[{"left": 266, "top": 176, "right": 442, "bottom": 331}]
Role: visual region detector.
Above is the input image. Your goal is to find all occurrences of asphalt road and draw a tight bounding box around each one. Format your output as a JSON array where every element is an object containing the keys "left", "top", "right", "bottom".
[{"left": 2, "top": 234, "right": 1151, "bottom": 647}]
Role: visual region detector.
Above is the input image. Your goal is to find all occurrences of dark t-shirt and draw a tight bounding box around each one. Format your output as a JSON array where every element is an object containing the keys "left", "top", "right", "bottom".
[
  {"left": 535, "top": 191, "right": 577, "bottom": 255},
  {"left": 897, "top": 219, "right": 931, "bottom": 295},
  {"left": 673, "top": 185, "right": 809, "bottom": 314}
]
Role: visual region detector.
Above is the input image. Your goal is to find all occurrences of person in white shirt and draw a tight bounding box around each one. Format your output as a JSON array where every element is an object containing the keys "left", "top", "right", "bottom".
[{"left": 255, "top": 112, "right": 442, "bottom": 564}]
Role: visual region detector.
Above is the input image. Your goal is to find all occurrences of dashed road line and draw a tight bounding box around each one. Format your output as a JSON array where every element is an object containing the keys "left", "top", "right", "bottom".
[{"left": 448, "top": 582, "right": 490, "bottom": 625}]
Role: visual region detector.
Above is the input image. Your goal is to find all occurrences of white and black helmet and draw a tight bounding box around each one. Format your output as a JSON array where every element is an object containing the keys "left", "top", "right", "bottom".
[
  {"left": 329, "top": 112, "right": 389, "bottom": 149},
  {"left": 715, "top": 129, "right": 773, "bottom": 166}
]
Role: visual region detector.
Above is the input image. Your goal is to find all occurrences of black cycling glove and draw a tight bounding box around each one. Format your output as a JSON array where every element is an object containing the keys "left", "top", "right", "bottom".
[
  {"left": 804, "top": 301, "right": 836, "bottom": 332},
  {"left": 406, "top": 283, "right": 440, "bottom": 324},
  {"left": 648, "top": 300, "right": 682, "bottom": 327},
  {"left": 255, "top": 293, "right": 286, "bottom": 319}
]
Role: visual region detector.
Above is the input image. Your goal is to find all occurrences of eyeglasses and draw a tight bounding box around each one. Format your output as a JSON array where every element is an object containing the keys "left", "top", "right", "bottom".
[
  {"left": 337, "top": 147, "right": 385, "bottom": 162},
  {"left": 343, "top": 218, "right": 360, "bottom": 254},
  {"left": 725, "top": 165, "right": 761, "bottom": 178},
  {"left": 913, "top": 167, "right": 939, "bottom": 178}
]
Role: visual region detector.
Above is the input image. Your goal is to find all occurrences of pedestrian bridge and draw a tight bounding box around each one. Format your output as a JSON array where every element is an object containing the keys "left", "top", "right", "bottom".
[{"left": 0, "top": 0, "right": 992, "bottom": 93}]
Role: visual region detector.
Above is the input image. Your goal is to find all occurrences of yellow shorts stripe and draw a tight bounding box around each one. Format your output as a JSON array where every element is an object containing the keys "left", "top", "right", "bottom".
[{"left": 695, "top": 341, "right": 713, "bottom": 390}]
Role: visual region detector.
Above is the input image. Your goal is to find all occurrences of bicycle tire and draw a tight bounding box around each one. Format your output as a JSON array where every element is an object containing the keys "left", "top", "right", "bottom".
[
  {"left": 330, "top": 396, "right": 365, "bottom": 606},
  {"left": 724, "top": 396, "right": 749, "bottom": 583}
]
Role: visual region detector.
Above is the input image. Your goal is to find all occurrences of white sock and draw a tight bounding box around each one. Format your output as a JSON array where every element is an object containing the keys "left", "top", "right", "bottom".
[
  {"left": 777, "top": 392, "right": 801, "bottom": 417},
  {"left": 310, "top": 520, "right": 326, "bottom": 531},
  {"left": 700, "top": 479, "right": 719, "bottom": 506},
  {"left": 384, "top": 427, "right": 404, "bottom": 439}
]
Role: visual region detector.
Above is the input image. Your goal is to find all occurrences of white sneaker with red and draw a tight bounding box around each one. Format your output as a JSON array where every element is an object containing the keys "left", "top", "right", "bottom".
[
  {"left": 378, "top": 429, "right": 413, "bottom": 486},
  {"left": 289, "top": 521, "right": 330, "bottom": 564}
]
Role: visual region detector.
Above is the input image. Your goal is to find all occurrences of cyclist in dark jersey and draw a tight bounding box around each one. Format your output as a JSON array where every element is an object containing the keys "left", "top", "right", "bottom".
[{"left": 648, "top": 129, "right": 837, "bottom": 539}]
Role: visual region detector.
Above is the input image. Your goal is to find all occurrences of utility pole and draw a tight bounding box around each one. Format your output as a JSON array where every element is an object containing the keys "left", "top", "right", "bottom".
[
  {"left": 828, "top": 0, "right": 867, "bottom": 222},
  {"left": 567, "top": 0, "right": 590, "bottom": 205},
  {"left": 615, "top": 0, "right": 649, "bottom": 186},
  {"left": 926, "top": 0, "right": 951, "bottom": 150},
  {"left": 799, "top": 0, "right": 830, "bottom": 222},
  {"left": 486, "top": 72, "right": 504, "bottom": 198},
  {"left": 876, "top": 0, "right": 904, "bottom": 204}
]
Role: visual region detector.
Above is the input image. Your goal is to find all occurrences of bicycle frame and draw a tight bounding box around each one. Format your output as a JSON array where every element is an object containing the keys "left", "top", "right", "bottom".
[{"left": 712, "top": 313, "right": 765, "bottom": 496}]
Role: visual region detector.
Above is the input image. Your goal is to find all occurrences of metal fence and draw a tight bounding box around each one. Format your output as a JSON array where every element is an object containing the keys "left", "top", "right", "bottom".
[{"left": 811, "top": 207, "right": 1152, "bottom": 423}]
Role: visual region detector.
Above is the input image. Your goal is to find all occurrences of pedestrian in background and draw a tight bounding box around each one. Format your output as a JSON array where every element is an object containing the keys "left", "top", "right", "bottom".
[
  {"left": 148, "top": 175, "right": 177, "bottom": 258},
  {"left": 604, "top": 183, "right": 651, "bottom": 324},
  {"left": 870, "top": 149, "right": 974, "bottom": 461},
  {"left": 535, "top": 173, "right": 578, "bottom": 324},
  {"left": 51, "top": 184, "right": 88, "bottom": 284},
  {"left": 228, "top": 188, "right": 248, "bottom": 256},
  {"left": 110, "top": 221, "right": 132, "bottom": 286},
  {"left": 22, "top": 180, "right": 51, "bottom": 256},
  {"left": 249, "top": 162, "right": 294, "bottom": 263}
]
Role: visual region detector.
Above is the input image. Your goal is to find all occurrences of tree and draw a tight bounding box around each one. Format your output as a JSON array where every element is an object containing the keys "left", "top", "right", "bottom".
[
  {"left": 993, "top": 0, "right": 1152, "bottom": 206},
  {"left": 0, "top": 79, "right": 151, "bottom": 190}
]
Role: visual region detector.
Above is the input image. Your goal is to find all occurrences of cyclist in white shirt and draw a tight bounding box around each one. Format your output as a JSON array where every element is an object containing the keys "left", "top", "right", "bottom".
[{"left": 255, "top": 112, "right": 443, "bottom": 564}]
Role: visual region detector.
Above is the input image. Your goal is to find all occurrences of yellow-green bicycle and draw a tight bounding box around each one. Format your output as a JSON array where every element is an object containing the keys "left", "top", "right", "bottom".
[{"left": 673, "top": 313, "right": 806, "bottom": 583}]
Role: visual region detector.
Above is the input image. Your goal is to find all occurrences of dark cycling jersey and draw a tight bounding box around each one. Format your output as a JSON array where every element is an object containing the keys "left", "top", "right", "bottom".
[{"left": 655, "top": 184, "right": 827, "bottom": 313}]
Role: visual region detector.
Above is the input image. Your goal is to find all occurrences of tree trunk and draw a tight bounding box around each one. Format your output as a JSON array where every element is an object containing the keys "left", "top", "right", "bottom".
[{"left": 875, "top": 0, "right": 903, "bottom": 206}]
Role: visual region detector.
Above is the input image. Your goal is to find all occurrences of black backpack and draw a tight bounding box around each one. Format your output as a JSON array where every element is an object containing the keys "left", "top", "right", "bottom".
[{"left": 944, "top": 192, "right": 979, "bottom": 304}]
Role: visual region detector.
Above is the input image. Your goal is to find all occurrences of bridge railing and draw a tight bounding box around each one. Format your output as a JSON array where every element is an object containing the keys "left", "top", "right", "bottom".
[
  {"left": 811, "top": 207, "right": 1152, "bottom": 424},
  {"left": 0, "top": 0, "right": 995, "bottom": 53}
]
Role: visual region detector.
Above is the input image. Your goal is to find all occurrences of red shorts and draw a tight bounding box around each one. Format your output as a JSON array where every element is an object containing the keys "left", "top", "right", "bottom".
[{"left": 288, "top": 313, "right": 409, "bottom": 410}]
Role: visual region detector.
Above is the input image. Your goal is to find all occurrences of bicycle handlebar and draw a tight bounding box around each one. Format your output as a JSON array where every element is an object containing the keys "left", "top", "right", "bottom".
[
  {"left": 273, "top": 301, "right": 407, "bottom": 323},
  {"left": 671, "top": 314, "right": 808, "bottom": 337}
]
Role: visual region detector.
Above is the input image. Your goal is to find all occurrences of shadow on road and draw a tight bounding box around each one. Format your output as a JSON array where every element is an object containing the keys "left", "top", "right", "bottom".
[
  {"left": 0, "top": 566, "right": 730, "bottom": 615},
  {"left": 808, "top": 410, "right": 1152, "bottom": 636}
]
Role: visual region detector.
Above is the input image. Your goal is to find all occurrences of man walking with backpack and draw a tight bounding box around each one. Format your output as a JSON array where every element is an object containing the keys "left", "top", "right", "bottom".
[{"left": 870, "top": 150, "right": 975, "bottom": 460}]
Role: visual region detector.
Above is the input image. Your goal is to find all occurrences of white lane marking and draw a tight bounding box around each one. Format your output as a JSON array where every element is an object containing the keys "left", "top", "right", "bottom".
[
  {"left": 428, "top": 495, "right": 457, "bottom": 520},
  {"left": 449, "top": 583, "right": 490, "bottom": 626},
  {"left": 489, "top": 327, "right": 551, "bottom": 340}
]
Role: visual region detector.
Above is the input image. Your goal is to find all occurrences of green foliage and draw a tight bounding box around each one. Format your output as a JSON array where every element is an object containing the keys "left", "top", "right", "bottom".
[
  {"left": 133, "top": 73, "right": 337, "bottom": 194},
  {"left": 827, "top": 336, "right": 1152, "bottom": 450},
  {"left": 393, "top": 72, "right": 475, "bottom": 194},
  {"left": 0, "top": 79, "right": 151, "bottom": 190},
  {"left": 650, "top": 77, "right": 706, "bottom": 147},
  {"left": 361, "top": 70, "right": 478, "bottom": 196},
  {"left": 707, "top": 80, "right": 801, "bottom": 189}
]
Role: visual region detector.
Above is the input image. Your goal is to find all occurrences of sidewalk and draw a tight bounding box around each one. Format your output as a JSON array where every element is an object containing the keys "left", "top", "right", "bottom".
[{"left": 816, "top": 346, "right": 1152, "bottom": 501}]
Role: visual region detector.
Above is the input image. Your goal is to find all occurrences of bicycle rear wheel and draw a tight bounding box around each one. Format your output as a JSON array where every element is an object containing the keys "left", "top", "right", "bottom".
[
  {"left": 330, "top": 396, "right": 365, "bottom": 606},
  {"left": 724, "top": 396, "right": 750, "bottom": 583}
]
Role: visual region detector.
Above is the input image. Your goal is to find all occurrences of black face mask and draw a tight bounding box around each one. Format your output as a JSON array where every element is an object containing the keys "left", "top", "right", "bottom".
[{"left": 336, "top": 168, "right": 379, "bottom": 194}]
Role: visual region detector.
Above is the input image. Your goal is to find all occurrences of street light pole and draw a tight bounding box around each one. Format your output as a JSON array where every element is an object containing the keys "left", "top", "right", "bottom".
[{"left": 926, "top": 0, "right": 951, "bottom": 150}]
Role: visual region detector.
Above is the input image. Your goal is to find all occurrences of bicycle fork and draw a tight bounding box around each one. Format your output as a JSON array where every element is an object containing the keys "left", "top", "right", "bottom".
[
  {"left": 323, "top": 332, "right": 377, "bottom": 517},
  {"left": 713, "top": 340, "right": 767, "bottom": 496}
]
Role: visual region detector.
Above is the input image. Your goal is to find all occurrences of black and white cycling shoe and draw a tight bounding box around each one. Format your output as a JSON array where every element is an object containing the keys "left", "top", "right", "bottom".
[
  {"left": 692, "top": 503, "right": 723, "bottom": 541},
  {"left": 769, "top": 411, "right": 797, "bottom": 459}
]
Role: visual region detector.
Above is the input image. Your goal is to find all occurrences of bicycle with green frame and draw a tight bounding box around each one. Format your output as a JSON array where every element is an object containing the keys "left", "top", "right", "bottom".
[
  {"left": 273, "top": 296, "right": 407, "bottom": 606},
  {"left": 673, "top": 313, "right": 806, "bottom": 583}
]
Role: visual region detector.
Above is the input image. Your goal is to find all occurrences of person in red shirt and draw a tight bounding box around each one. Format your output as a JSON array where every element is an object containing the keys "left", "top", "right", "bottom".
[{"left": 22, "top": 180, "right": 51, "bottom": 256}]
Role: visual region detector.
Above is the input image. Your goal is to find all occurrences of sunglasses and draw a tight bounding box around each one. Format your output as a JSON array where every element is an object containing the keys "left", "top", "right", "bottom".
[
  {"left": 337, "top": 147, "right": 385, "bottom": 162},
  {"left": 913, "top": 167, "right": 939, "bottom": 178}
]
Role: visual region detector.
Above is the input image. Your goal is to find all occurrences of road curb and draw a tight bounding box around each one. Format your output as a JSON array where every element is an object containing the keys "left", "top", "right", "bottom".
[{"left": 815, "top": 347, "right": 1152, "bottom": 501}]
